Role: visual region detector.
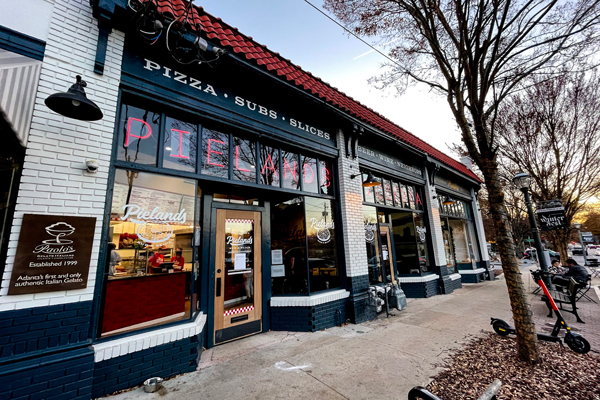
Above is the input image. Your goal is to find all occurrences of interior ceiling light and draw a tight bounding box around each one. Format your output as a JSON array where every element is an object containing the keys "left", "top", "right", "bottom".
[{"left": 44, "top": 75, "right": 103, "bottom": 121}]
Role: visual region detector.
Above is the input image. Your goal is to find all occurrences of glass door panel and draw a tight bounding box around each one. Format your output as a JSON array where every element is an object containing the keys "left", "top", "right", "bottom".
[{"left": 214, "top": 209, "right": 262, "bottom": 344}]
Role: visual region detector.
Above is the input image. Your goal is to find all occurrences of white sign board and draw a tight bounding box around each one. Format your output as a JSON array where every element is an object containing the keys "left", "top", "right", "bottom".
[
  {"left": 234, "top": 253, "right": 246, "bottom": 270},
  {"left": 271, "top": 264, "right": 285, "bottom": 277},
  {"left": 271, "top": 249, "right": 283, "bottom": 265}
]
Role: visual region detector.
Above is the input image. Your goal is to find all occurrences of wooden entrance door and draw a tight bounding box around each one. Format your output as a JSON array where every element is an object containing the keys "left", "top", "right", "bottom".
[
  {"left": 380, "top": 225, "right": 396, "bottom": 283},
  {"left": 214, "top": 209, "right": 262, "bottom": 344}
]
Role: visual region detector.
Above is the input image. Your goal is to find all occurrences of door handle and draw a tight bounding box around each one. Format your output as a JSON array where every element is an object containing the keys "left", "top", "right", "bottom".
[{"left": 216, "top": 277, "right": 221, "bottom": 297}]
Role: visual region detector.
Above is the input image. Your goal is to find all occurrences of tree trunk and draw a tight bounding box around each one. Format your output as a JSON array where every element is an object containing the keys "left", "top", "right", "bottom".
[{"left": 482, "top": 160, "right": 540, "bottom": 364}]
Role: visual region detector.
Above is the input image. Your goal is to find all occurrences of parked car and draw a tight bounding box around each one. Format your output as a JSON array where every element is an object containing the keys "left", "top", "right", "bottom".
[
  {"left": 572, "top": 244, "right": 584, "bottom": 255},
  {"left": 586, "top": 244, "right": 599, "bottom": 256}
]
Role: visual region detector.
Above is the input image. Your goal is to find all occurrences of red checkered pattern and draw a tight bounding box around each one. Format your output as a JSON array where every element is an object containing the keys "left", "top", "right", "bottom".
[
  {"left": 226, "top": 219, "right": 254, "bottom": 224},
  {"left": 224, "top": 305, "right": 254, "bottom": 316}
]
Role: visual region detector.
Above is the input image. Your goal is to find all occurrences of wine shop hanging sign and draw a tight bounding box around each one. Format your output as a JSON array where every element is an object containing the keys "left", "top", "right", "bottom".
[{"left": 8, "top": 214, "right": 96, "bottom": 295}]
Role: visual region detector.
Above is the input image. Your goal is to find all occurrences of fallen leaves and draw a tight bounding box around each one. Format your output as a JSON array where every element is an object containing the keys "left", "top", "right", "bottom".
[{"left": 426, "top": 333, "right": 600, "bottom": 400}]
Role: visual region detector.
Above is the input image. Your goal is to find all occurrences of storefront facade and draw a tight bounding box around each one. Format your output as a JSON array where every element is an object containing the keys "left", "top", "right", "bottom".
[{"left": 0, "top": 1, "right": 487, "bottom": 398}]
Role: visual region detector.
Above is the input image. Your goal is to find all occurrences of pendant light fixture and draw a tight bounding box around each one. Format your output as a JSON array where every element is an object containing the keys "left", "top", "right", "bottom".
[
  {"left": 45, "top": 75, "right": 103, "bottom": 121},
  {"left": 351, "top": 171, "right": 381, "bottom": 188}
]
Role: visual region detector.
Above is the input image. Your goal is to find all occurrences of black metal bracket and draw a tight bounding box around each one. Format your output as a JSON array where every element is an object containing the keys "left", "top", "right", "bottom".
[
  {"left": 92, "top": 0, "right": 117, "bottom": 75},
  {"left": 345, "top": 124, "right": 363, "bottom": 158},
  {"left": 426, "top": 160, "right": 440, "bottom": 186}
]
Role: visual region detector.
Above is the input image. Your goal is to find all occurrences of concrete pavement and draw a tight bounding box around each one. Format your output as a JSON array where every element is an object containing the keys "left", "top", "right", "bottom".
[{"left": 102, "top": 266, "right": 600, "bottom": 400}]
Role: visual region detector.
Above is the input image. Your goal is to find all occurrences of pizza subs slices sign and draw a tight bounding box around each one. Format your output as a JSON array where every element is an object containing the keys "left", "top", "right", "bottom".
[{"left": 8, "top": 214, "right": 96, "bottom": 295}]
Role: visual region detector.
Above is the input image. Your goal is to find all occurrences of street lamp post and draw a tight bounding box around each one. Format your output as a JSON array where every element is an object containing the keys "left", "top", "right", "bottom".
[
  {"left": 513, "top": 172, "right": 552, "bottom": 287},
  {"left": 573, "top": 222, "right": 588, "bottom": 266}
]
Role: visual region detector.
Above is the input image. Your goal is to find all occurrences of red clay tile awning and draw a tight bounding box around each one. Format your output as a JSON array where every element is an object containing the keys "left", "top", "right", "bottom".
[{"left": 141, "top": 0, "right": 480, "bottom": 183}]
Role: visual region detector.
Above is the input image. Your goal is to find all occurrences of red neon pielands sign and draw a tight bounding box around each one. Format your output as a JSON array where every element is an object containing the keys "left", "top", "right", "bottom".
[
  {"left": 170, "top": 129, "right": 190, "bottom": 159},
  {"left": 125, "top": 118, "right": 152, "bottom": 147}
]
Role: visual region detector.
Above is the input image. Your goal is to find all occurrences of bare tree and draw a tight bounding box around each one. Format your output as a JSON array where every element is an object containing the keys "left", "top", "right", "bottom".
[
  {"left": 324, "top": 0, "right": 600, "bottom": 363},
  {"left": 494, "top": 69, "right": 600, "bottom": 257}
]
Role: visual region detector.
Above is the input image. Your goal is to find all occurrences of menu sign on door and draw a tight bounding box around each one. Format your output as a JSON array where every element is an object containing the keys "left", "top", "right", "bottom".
[{"left": 8, "top": 214, "right": 96, "bottom": 295}]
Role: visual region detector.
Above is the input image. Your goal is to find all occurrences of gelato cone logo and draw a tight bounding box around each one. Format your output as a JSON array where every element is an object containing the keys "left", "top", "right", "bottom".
[{"left": 34, "top": 222, "right": 76, "bottom": 255}]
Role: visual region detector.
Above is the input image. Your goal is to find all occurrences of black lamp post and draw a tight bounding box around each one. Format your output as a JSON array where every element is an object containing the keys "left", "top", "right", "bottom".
[
  {"left": 573, "top": 222, "right": 588, "bottom": 266},
  {"left": 513, "top": 172, "right": 552, "bottom": 287},
  {"left": 45, "top": 75, "right": 103, "bottom": 121}
]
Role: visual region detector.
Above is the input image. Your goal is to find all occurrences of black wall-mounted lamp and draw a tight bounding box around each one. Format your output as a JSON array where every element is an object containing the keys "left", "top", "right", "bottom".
[
  {"left": 45, "top": 75, "right": 103, "bottom": 121},
  {"left": 351, "top": 171, "right": 381, "bottom": 188},
  {"left": 443, "top": 197, "right": 457, "bottom": 205}
]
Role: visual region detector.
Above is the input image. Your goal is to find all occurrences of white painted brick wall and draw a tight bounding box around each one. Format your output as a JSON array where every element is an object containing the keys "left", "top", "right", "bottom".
[
  {"left": 336, "top": 129, "right": 369, "bottom": 277},
  {"left": 0, "top": 0, "right": 124, "bottom": 311},
  {"left": 471, "top": 189, "right": 490, "bottom": 262},
  {"left": 424, "top": 179, "right": 448, "bottom": 267}
]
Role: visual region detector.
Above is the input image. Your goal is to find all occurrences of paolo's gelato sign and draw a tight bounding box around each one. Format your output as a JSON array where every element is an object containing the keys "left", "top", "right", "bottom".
[{"left": 8, "top": 214, "right": 96, "bottom": 295}]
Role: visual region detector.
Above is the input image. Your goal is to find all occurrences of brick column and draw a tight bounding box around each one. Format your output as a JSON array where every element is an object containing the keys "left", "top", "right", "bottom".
[
  {"left": 425, "top": 178, "right": 461, "bottom": 294},
  {"left": 336, "top": 129, "right": 374, "bottom": 323},
  {"left": 471, "top": 189, "right": 492, "bottom": 279}
]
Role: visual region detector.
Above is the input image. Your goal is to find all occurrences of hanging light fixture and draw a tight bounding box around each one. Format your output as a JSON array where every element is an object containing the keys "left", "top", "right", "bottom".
[
  {"left": 45, "top": 75, "right": 103, "bottom": 121},
  {"left": 443, "top": 197, "right": 456, "bottom": 205},
  {"left": 351, "top": 171, "right": 381, "bottom": 188}
]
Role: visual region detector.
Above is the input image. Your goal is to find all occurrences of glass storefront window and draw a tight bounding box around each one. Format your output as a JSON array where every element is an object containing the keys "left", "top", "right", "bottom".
[
  {"left": 260, "top": 145, "right": 280, "bottom": 187},
  {"left": 102, "top": 170, "right": 198, "bottom": 336},
  {"left": 374, "top": 177, "right": 385, "bottom": 204},
  {"left": 302, "top": 157, "right": 319, "bottom": 193},
  {"left": 282, "top": 151, "right": 300, "bottom": 190},
  {"left": 467, "top": 221, "right": 481, "bottom": 262},
  {"left": 407, "top": 185, "right": 416, "bottom": 209},
  {"left": 441, "top": 219, "right": 456, "bottom": 273},
  {"left": 415, "top": 188, "right": 423, "bottom": 210},
  {"left": 390, "top": 212, "right": 419, "bottom": 275},
  {"left": 449, "top": 219, "right": 470, "bottom": 264},
  {"left": 413, "top": 213, "right": 430, "bottom": 272},
  {"left": 383, "top": 179, "right": 393, "bottom": 205},
  {"left": 363, "top": 173, "right": 375, "bottom": 203},
  {"left": 201, "top": 128, "right": 229, "bottom": 178},
  {"left": 271, "top": 197, "right": 307, "bottom": 295},
  {"left": 400, "top": 184, "right": 409, "bottom": 207},
  {"left": 232, "top": 136, "right": 256, "bottom": 182},
  {"left": 319, "top": 160, "right": 334, "bottom": 196},
  {"left": 392, "top": 182, "right": 402, "bottom": 207},
  {"left": 364, "top": 206, "right": 383, "bottom": 285},
  {"left": 162, "top": 117, "right": 198, "bottom": 173},
  {"left": 305, "top": 197, "right": 339, "bottom": 292},
  {"left": 117, "top": 104, "right": 160, "bottom": 165}
]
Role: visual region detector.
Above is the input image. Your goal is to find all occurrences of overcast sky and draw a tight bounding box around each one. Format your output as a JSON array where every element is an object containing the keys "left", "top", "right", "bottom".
[{"left": 197, "top": 0, "right": 462, "bottom": 158}]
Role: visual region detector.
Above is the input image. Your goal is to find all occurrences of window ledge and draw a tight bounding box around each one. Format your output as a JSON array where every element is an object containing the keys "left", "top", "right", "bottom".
[
  {"left": 92, "top": 312, "right": 206, "bottom": 362},
  {"left": 270, "top": 289, "right": 350, "bottom": 307},
  {"left": 458, "top": 268, "right": 486, "bottom": 274},
  {"left": 396, "top": 274, "right": 440, "bottom": 283},
  {"left": 448, "top": 273, "right": 462, "bottom": 280}
]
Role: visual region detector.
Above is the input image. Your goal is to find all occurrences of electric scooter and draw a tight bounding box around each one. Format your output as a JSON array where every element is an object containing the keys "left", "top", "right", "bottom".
[{"left": 491, "top": 270, "right": 590, "bottom": 354}]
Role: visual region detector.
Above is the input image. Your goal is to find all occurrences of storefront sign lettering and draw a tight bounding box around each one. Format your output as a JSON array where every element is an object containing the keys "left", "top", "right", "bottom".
[
  {"left": 227, "top": 236, "right": 253, "bottom": 246},
  {"left": 310, "top": 218, "right": 334, "bottom": 244},
  {"left": 357, "top": 145, "right": 422, "bottom": 177},
  {"left": 8, "top": 214, "right": 95, "bottom": 295},
  {"left": 142, "top": 58, "right": 332, "bottom": 141},
  {"left": 121, "top": 204, "right": 187, "bottom": 244}
]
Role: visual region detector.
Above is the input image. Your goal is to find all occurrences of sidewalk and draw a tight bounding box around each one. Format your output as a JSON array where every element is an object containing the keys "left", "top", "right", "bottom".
[{"left": 103, "top": 273, "right": 599, "bottom": 400}]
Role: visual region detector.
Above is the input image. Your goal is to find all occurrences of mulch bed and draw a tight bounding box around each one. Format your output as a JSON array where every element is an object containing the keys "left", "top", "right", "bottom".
[{"left": 426, "top": 333, "right": 600, "bottom": 400}]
